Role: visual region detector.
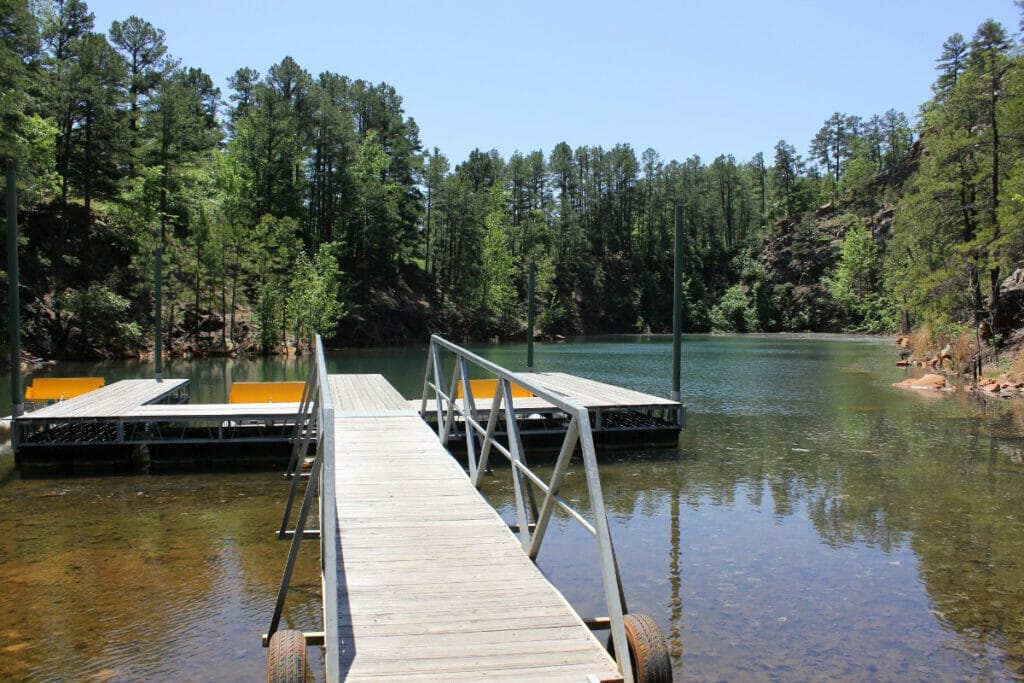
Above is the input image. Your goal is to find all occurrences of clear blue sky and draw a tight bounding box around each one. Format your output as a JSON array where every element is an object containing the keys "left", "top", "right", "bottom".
[{"left": 86, "top": 0, "right": 1020, "bottom": 167}]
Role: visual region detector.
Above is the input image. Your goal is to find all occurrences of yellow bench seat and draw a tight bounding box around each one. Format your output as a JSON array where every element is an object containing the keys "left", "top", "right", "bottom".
[
  {"left": 24, "top": 377, "right": 105, "bottom": 402},
  {"left": 228, "top": 381, "right": 306, "bottom": 403},
  {"left": 455, "top": 378, "right": 533, "bottom": 400}
]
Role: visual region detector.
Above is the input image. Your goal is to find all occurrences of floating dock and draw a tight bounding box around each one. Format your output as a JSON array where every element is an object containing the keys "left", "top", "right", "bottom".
[
  {"left": 418, "top": 370, "right": 684, "bottom": 451},
  {"left": 13, "top": 378, "right": 307, "bottom": 471},
  {"left": 11, "top": 340, "right": 678, "bottom": 679}
]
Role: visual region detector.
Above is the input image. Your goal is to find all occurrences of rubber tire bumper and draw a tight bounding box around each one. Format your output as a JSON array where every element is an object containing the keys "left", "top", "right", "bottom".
[
  {"left": 267, "top": 629, "right": 307, "bottom": 683},
  {"left": 608, "top": 613, "right": 672, "bottom": 683}
]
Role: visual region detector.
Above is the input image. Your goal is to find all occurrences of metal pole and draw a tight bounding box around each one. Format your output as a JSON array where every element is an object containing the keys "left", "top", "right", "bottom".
[
  {"left": 6, "top": 162, "right": 23, "bottom": 417},
  {"left": 671, "top": 203, "right": 683, "bottom": 402},
  {"left": 526, "top": 260, "right": 536, "bottom": 372},
  {"left": 154, "top": 244, "right": 163, "bottom": 381}
]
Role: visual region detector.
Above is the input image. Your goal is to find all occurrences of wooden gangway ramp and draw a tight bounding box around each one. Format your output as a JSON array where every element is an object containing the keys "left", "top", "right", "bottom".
[{"left": 327, "top": 374, "right": 623, "bottom": 681}]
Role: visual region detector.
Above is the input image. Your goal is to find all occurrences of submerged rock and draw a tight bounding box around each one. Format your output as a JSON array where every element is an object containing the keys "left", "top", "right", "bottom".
[{"left": 891, "top": 374, "right": 953, "bottom": 391}]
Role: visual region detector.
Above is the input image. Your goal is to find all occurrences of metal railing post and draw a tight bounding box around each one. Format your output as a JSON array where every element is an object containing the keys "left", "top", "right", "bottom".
[
  {"left": 430, "top": 341, "right": 445, "bottom": 438},
  {"left": 472, "top": 386, "right": 503, "bottom": 489},
  {"left": 578, "top": 411, "right": 633, "bottom": 683},
  {"left": 458, "top": 356, "right": 479, "bottom": 480},
  {"left": 284, "top": 357, "right": 319, "bottom": 479},
  {"left": 420, "top": 341, "right": 436, "bottom": 417},
  {"left": 438, "top": 360, "right": 463, "bottom": 447},
  {"left": 501, "top": 378, "right": 533, "bottom": 548}
]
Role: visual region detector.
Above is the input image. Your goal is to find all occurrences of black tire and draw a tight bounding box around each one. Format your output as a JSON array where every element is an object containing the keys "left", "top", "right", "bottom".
[
  {"left": 607, "top": 613, "right": 673, "bottom": 683},
  {"left": 267, "top": 629, "right": 307, "bottom": 683}
]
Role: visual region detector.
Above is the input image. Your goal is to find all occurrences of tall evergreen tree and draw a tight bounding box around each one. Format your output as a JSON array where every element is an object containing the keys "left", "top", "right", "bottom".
[
  {"left": 108, "top": 15, "right": 168, "bottom": 174},
  {"left": 0, "top": 0, "right": 40, "bottom": 163},
  {"left": 934, "top": 33, "right": 969, "bottom": 100},
  {"left": 72, "top": 32, "right": 126, "bottom": 212}
]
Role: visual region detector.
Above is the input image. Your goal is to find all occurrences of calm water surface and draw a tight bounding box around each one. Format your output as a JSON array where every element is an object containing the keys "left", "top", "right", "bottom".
[{"left": 2, "top": 334, "right": 1024, "bottom": 681}]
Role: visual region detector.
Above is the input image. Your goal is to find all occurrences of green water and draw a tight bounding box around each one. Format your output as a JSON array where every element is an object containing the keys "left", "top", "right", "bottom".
[{"left": 2, "top": 334, "right": 1024, "bottom": 681}]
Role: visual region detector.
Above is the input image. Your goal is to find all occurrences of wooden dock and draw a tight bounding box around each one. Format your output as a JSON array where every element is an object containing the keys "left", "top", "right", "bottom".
[
  {"left": 18, "top": 378, "right": 189, "bottom": 421},
  {"left": 416, "top": 369, "right": 684, "bottom": 453},
  {"left": 13, "top": 340, "right": 671, "bottom": 680},
  {"left": 13, "top": 379, "right": 308, "bottom": 470},
  {"left": 417, "top": 371, "right": 681, "bottom": 415},
  {"left": 326, "top": 374, "right": 623, "bottom": 681},
  {"left": 529, "top": 372, "right": 679, "bottom": 411}
]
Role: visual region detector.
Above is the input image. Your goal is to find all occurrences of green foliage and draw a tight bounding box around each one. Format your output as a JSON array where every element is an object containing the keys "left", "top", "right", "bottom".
[
  {"left": 0, "top": 0, "right": 41, "bottom": 167},
  {"left": 885, "top": 18, "right": 1023, "bottom": 333},
  {"left": 710, "top": 285, "right": 757, "bottom": 332},
  {"left": 825, "top": 224, "right": 894, "bottom": 332},
  {"left": 479, "top": 185, "right": 517, "bottom": 320},
  {"left": 61, "top": 284, "right": 141, "bottom": 351},
  {"left": 255, "top": 280, "right": 284, "bottom": 353},
  {"left": 6, "top": 1, "right": 1024, "bottom": 359},
  {"left": 14, "top": 114, "right": 61, "bottom": 204},
  {"left": 289, "top": 242, "right": 346, "bottom": 345}
]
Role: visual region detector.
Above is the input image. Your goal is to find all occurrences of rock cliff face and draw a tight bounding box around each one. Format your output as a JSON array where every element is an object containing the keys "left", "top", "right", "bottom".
[
  {"left": 753, "top": 139, "right": 921, "bottom": 332},
  {"left": 338, "top": 285, "right": 434, "bottom": 347},
  {"left": 755, "top": 205, "right": 857, "bottom": 331},
  {"left": 995, "top": 267, "right": 1024, "bottom": 333}
]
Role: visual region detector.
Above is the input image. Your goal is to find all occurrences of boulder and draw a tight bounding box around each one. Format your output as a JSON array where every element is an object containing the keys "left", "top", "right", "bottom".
[
  {"left": 892, "top": 373, "right": 948, "bottom": 391},
  {"left": 977, "top": 377, "right": 1002, "bottom": 393}
]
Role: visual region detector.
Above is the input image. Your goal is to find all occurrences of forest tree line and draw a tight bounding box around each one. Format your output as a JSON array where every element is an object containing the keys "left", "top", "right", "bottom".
[{"left": 1, "top": 0, "right": 1023, "bottom": 358}]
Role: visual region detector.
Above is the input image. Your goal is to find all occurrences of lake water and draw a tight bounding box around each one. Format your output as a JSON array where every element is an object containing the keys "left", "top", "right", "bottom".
[{"left": 2, "top": 334, "right": 1024, "bottom": 681}]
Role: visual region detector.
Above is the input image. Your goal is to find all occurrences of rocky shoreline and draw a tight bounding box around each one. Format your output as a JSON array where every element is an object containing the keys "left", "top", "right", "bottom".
[{"left": 891, "top": 334, "right": 1024, "bottom": 399}]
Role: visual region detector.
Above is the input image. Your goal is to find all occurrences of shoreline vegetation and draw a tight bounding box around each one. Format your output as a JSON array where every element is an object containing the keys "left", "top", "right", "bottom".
[
  {"left": 892, "top": 328, "right": 1024, "bottom": 399},
  {"left": 1, "top": 2, "right": 1023, "bottom": 382}
]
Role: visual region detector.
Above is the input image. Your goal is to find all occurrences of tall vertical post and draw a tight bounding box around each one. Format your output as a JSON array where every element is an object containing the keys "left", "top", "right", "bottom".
[
  {"left": 672, "top": 203, "right": 683, "bottom": 402},
  {"left": 154, "top": 244, "right": 163, "bottom": 382},
  {"left": 6, "top": 162, "right": 23, "bottom": 417},
  {"left": 526, "top": 260, "right": 536, "bottom": 372}
]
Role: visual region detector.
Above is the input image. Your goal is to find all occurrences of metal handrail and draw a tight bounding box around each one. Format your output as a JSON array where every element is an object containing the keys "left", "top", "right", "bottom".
[
  {"left": 315, "top": 337, "right": 339, "bottom": 683},
  {"left": 265, "top": 336, "right": 339, "bottom": 682},
  {"left": 419, "top": 334, "right": 635, "bottom": 683},
  {"left": 275, "top": 358, "right": 320, "bottom": 539}
]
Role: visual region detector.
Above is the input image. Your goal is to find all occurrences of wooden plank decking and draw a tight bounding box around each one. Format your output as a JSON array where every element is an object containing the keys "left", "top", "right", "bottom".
[
  {"left": 14, "top": 379, "right": 306, "bottom": 453},
  {"left": 124, "top": 402, "right": 304, "bottom": 420},
  {"left": 18, "top": 379, "right": 189, "bottom": 420},
  {"left": 330, "top": 373, "right": 417, "bottom": 415},
  {"left": 415, "top": 370, "right": 682, "bottom": 420},
  {"left": 527, "top": 372, "right": 678, "bottom": 409},
  {"left": 327, "top": 374, "right": 622, "bottom": 681}
]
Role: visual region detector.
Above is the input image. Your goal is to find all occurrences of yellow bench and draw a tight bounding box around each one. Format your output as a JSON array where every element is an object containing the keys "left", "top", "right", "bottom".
[
  {"left": 228, "top": 381, "right": 306, "bottom": 403},
  {"left": 24, "top": 377, "right": 105, "bottom": 402},
  {"left": 455, "top": 378, "right": 533, "bottom": 400}
]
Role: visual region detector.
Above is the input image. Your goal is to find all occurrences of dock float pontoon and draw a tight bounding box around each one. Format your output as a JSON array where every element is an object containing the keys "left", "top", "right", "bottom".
[{"left": 267, "top": 336, "right": 673, "bottom": 682}]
